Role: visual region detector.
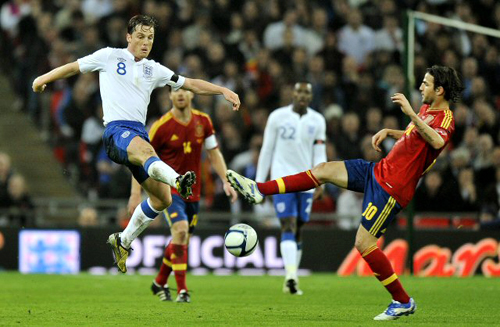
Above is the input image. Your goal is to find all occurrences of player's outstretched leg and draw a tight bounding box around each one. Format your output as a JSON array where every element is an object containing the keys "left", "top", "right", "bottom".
[
  {"left": 373, "top": 298, "right": 417, "bottom": 320},
  {"left": 176, "top": 171, "right": 196, "bottom": 199},
  {"left": 226, "top": 170, "right": 264, "bottom": 204},
  {"left": 227, "top": 169, "right": 320, "bottom": 205},
  {"left": 107, "top": 233, "right": 132, "bottom": 273}
]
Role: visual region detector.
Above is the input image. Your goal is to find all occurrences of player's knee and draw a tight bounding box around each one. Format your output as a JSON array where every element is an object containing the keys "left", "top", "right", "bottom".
[
  {"left": 354, "top": 235, "right": 374, "bottom": 253},
  {"left": 150, "top": 194, "right": 172, "bottom": 210},
  {"left": 177, "top": 229, "right": 188, "bottom": 243},
  {"left": 280, "top": 219, "right": 296, "bottom": 233}
]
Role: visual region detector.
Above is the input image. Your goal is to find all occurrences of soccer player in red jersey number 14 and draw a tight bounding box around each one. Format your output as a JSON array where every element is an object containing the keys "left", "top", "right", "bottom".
[
  {"left": 129, "top": 88, "right": 237, "bottom": 303},
  {"left": 227, "top": 65, "right": 463, "bottom": 321}
]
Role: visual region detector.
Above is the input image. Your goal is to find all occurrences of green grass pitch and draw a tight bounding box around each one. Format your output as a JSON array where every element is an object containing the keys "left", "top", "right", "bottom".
[{"left": 2, "top": 272, "right": 499, "bottom": 326}]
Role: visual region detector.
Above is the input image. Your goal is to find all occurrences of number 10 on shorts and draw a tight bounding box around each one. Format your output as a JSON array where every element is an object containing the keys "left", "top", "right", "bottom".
[{"left": 362, "top": 202, "right": 378, "bottom": 221}]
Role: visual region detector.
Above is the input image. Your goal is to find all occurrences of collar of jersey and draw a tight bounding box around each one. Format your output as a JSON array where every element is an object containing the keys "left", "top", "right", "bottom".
[
  {"left": 289, "top": 104, "right": 309, "bottom": 117},
  {"left": 124, "top": 48, "right": 144, "bottom": 63}
]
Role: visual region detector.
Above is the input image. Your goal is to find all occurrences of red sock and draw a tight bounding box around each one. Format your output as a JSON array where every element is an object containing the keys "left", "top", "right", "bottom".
[
  {"left": 155, "top": 243, "right": 173, "bottom": 286},
  {"left": 257, "top": 170, "right": 320, "bottom": 195},
  {"left": 171, "top": 244, "right": 188, "bottom": 293},
  {"left": 361, "top": 246, "right": 410, "bottom": 303}
]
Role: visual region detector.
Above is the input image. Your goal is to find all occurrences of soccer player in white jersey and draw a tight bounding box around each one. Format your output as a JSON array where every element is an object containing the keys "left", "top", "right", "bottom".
[
  {"left": 32, "top": 15, "right": 241, "bottom": 273},
  {"left": 256, "top": 82, "right": 327, "bottom": 294}
]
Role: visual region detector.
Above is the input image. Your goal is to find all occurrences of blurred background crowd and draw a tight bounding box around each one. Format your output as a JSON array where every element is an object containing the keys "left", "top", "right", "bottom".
[{"left": 0, "top": 0, "right": 500, "bottom": 229}]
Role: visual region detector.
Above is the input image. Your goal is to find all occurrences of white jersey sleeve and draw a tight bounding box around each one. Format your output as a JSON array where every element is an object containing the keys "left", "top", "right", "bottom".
[
  {"left": 313, "top": 114, "right": 327, "bottom": 166},
  {"left": 78, "top": 47, "right": 112, "bottom": 73},
  {"left": 153, "top": 62, "right": 185, "bottom": 91},
  {"left": 256, "top": 112, "right": 278, "bottom": 183}
]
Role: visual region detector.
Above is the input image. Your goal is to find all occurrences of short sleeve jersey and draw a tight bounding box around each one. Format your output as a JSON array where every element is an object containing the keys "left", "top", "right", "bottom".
[
  {"left": 149, "top": 109, "right": 216, "bottom": 202},
  {"left": 256, "top": 105, "right": 327, "bottom": 193},
  {"left": 77, "top": 47, "right": 185, "bottom": 126},
  {"left": 374, "top": 105, "right": 455, "bottom": 207}
]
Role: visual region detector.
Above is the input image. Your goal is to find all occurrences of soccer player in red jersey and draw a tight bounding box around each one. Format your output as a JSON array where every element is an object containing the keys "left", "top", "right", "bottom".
[
  {"left": 129, "top": 88, "right": 237, "bottom": 302},
  {"left": 227, "top": 65, "right": 463, "bottom": 320}
]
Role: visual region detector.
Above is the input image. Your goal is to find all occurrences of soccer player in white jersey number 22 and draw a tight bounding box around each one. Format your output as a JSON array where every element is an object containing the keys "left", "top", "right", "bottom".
[
  {"left": 32, "top": 15, "right": 241, "bottom": 273},
  {"left": 256, "top": 82, "right": 326, "bottom": 295}
]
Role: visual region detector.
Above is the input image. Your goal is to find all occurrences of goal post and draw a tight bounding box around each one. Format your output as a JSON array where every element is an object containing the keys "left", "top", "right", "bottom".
[{"left": 403, "top": 10, "right": 500, "bottom": 274}]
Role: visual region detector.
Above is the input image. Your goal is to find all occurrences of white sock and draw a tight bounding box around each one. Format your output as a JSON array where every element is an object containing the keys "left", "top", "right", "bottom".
[
  {"left": 296, "top": 247, "right": 303, "bottom": 269},
  {"left": 280, "top": 240, "right": 298, "bottom": 280},
  {"left": 147, "top": 160, "right": 179, "bottom": 187},
  {"left": 121, "top": 199, "right": 160, "bottom": 247}
]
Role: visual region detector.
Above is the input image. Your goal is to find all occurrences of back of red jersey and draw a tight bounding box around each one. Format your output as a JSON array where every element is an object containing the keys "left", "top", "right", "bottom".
[
  {"left": 149, "top": 109, "right": 215, "bottom": 202},
  {"left": 374, "top": 105, "right": 454, "bottom": 207}
]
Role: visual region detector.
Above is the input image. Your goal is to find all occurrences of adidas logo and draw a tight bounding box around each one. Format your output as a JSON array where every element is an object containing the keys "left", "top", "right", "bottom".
[{"left": 171, "top": 134, "right": 179, "bottom": 141}]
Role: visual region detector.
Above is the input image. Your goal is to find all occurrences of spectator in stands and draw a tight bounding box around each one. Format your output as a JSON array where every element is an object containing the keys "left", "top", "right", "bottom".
[
  {"left": 7, "top": 174, "right": 34, "bottom": 227},
  {"left": 2, "top": 0, "right": 499, "bottom": 226},
  {"left": 337, "top": 8, "right": 375, "bottom": 67},
  {"left": 456, "top": 167, "right": 478, "bottom": 212},
  {"left": 0, "top": 152, "right": 13, "bottom": 209},
  {"left": 414, "top": 171, "right": 451, "bottom": 212},
  {"left": 263, "top": 9, "right": 306, "bottom": 52},
  {"left": 337, "top": 112, "right": 362, "bottom": 159},
  {"left": 479, "top": 167, "right": 500, "bottom": 230},
  {"left": 78, "top": 206, "right": 99, "bottom": 226}
]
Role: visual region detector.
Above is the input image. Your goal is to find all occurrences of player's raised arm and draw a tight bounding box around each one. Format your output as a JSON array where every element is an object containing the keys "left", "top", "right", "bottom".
[
  {"left": 182, "top": 78, "right": 240, "bottom": 111},
  {"left": 32, "top": 61, "right": 81, "bottom": 93},
  {"left": 391, "top": 93, "right": 445, "bottom": 149}
]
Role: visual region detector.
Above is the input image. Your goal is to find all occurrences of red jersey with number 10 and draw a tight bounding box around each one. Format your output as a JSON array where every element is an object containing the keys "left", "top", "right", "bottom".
[
  {"left": 149, "top": 109, "right": 215, "bottom": 202},
  {"left": 373, "top": 105, "right": 454, "bottom": 207}
]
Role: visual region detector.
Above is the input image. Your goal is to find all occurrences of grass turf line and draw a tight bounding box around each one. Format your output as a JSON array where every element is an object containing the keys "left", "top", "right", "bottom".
[{"left": 1, "top": 272, "right": 499, "bottom": 327}]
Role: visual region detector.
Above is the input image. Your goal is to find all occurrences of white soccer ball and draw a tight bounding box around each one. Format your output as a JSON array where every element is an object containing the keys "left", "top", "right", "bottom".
[{"left": 224, "top": 223, "right": 259, "bottom": 257}]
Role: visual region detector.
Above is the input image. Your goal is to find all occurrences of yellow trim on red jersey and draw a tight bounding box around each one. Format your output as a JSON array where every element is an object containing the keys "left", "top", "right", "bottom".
[
  {"left": 440, "top": 110, "right": 453, "bottom": 129},
  {"left": 149, "top": 112, "right": 173, "bottom": 141}
]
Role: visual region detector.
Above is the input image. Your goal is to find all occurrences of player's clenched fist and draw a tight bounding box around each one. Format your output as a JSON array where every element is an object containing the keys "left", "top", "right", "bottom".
[
  {"left": 221, "top": 88, "right": 241, "bottom": 111},
  {"left": 32, "top": 78, "right": 47, "bottom": 93}
]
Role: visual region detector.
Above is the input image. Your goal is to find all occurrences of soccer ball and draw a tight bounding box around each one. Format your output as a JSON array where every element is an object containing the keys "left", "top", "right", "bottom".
[{"left": 224, "top": 223, "right": 259, "bottom": 257}]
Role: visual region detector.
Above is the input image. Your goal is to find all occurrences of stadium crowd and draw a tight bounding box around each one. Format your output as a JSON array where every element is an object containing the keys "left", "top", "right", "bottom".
[{"left": 1, "top": 0, "right": 500, "bottom": 229}]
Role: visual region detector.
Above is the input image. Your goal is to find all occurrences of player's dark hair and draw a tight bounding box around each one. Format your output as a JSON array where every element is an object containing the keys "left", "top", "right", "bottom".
[
  {"left": 426, "top": 65, "right": 464, "bottom": 103},
  {"left": 127, "top": 15, "right": 158, "bottom": 35}
]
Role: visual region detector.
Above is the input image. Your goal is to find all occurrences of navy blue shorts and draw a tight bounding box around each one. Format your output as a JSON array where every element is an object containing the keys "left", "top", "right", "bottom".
[
  {"left": 163, "top": 195, "right": 200, "bottom": 234},
  {"left": 345, "top": 159, "right": 402, "bottom": 238},
  {"left": 102, "top": 120, "right": 150, "bottom": 183},
  {"left": 273, "top": 192, "right": 314, "bottom": 222}
]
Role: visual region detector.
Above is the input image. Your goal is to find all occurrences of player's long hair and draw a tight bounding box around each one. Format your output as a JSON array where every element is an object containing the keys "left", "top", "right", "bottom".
[
  {"left": 127, "top": 15, "right": 158, "bottom": 35},
  {"left": 426, "top": 65, "right": 464, "bottom": 103}
]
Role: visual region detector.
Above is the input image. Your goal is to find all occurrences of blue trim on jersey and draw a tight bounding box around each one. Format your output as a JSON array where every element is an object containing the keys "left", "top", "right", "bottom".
[
  {"left": 344, "top": 159, "right": 402, "bottom": 238},
  {"left": 140, "top": 199, "right": 157, "bottom": 219},
  {"left": 273, "top": 193, "right": 314, "bottom": 222},
  {"left": 102, "top": 120, "right": 150, "bottom": 183},
  {"left": 281, "top": 231, "right": 296, "bottom": 242},
  {"left": 164, "top": 195, "right": 200, "bottom": 234}
]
